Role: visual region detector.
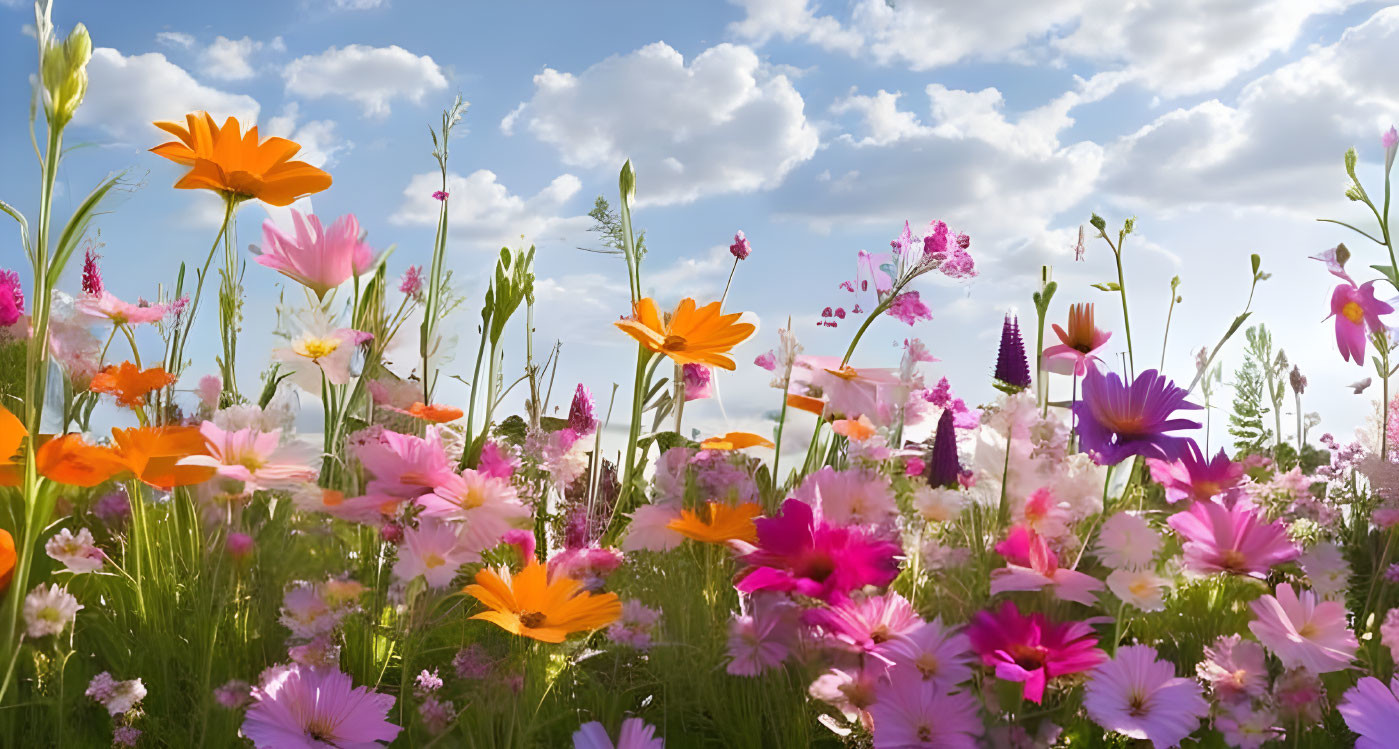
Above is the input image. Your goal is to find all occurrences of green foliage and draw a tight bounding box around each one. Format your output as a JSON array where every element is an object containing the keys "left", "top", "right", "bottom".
[
  {"left": 1229, "top": 325, "right": 1276, "bottom": 453},
  {"left": 584, "top": 196, "right": 647, "bottom": 261}
]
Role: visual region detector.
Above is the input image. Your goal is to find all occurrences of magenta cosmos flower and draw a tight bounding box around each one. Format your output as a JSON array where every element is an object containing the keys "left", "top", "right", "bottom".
[
  {"left": 990, "top": 525, "right": 1104, "bottom": 606},
  {"left": 1167, "top": 498, "right": 1299, "bottom": 577},
  {"left": 966, "top": 601, "right": 1106, "bottom": 704},
  {"left": 1340, "top": 676, "right": 1399, "bottom": 749},
  {"left": 1248, "top": 583, "right": 1357, "bottom": 674},
  {"left": 1043, "top": 302, "right": 1111, "bottom": 376},
  {"left": 736, "top": 499, "right": 900, "bottom": 603},
  {"left": 242, "top": 664, "right": 400, "bottom": 747},
  {"left": 1084, "top": 645, "right": 1208, "bottom": 749},
  {"left": 1074, "top": 368, "right": 1201, "bottom": 465},
  {"left": 1328, "top": 280, "right": 1392, "bottom": 364},
  {"left": 252, "top": 210, "right": 377, "bottom": 300},
  {"left": 1146, "top": 440, "right": 1244, "bottom": 504}
]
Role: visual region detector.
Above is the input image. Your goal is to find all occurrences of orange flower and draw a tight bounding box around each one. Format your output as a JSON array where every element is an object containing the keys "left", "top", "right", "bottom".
[
  {"left": 699, "top": 431, "right": 775, "bottom": 451},
  {"left": 90, "top": 362, "right": 176, "bottom": 408},
  {"left": 408, "top": 402, "right": 463, "bottom": 423},
  {"left": 0, "top": 404, "right": 126, "bottom": 487},
  {"left": 832, "top": 415, "right": 877, "bottom": 442},
  {"left": 110, "top": 426, "right": 214, "bottom": 489},
  {"left": 0, "top": 528, "right": 13, "bottom": 593},
  {"left": 614, "top": 297, "right": 755, "bottom": 370},
  {"left": 463, "top": 560, "right": 621, "bottom": 643},
  {"left": 786, "top": 392, "right": 825, "bottom": 416},
  {"left": 667, "top": 501, "right": 761, "bottom": 545},
  {"left": 151, "top": 112, "right": 332, "bottom": 207}
]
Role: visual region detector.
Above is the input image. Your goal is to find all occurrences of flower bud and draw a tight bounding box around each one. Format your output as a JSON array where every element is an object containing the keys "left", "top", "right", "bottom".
[
  {"left": 226, "top": 532, "right": 254, "bottom": 561},
  {"left": 40, "top": 20, "right": 91, "bottom": 128}
]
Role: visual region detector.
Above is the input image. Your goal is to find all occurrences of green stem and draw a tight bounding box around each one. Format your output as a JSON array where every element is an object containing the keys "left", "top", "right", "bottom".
[
  {"left": 1160, "top": 292, "right": 1176, "bottom": 371},
  {"left": 1113, "top": 249, "right": 1135, "bottom": 379},
  {"left": 840, "top": 294, "right": 896, "bottom": 368}
]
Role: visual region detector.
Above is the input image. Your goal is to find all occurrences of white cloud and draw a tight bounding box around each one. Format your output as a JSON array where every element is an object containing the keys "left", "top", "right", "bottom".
[
  {"left": 201, "top": 35, "right": 284, "bottom": 81},
  {"left": 74, "top": 48, "right": 259, "bottom": 143},
  {"left": 328, "top": 0, "right": 386, "bottom": 8},
  {"left": 1103, "top": 6, "right": 1399, "bottom": 215},
  {"left": 283, "top": 44, "right": 447, "bottom": 117},
  {"left": 265, "top": 102, "right": 350, "bottom": 168},
  {"left": 505, "top": 42, "right": 819, "bottom": 205},
  {"left": 728, "top": 0, "right": 1363, "bottom": 96},
  {"left": 389, "top": 170, "right": 590, "bottom": 250},
  {"left": 155, "top": 31, "right": 195, "bottom": 50}
]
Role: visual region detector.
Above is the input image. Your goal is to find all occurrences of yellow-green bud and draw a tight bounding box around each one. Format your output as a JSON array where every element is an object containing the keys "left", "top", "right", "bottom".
[
  {"left": 40, "top": 21, "right": 91, "bottom": 128},
  {"left": 1344, "top": 146, "right": 1359, "bottom": 182}
]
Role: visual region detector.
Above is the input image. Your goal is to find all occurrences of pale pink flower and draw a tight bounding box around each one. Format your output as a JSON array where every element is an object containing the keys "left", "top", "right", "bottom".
[
  {"left": 1299, "top": 541, "right": 1350, "bottom": 599},
  {"left": 548, "top": 547, "right": 624, "bottom": 592},
  {"left": 1382, "top": 609, "right": 1399, "bottom": 662},
  {"left": 23, "top": 584, "right": 82, "bottom": 637},
  {"left": 726, "top": 594, "right": 799, "bottom": 676},
  {"left": 809, "top": 666, "right": 880, "bottom": 724},
  {"left": 76, "top": 290, "right": 174, "bottom": 325},
  {"left": 867, "top": 669, "right": 983, "bottom": 748},
  {"left": 1106, "top": 568, "right": 1169, "bottom": 611},
  {"left": 1095, "top": 511, "right": 1161, "bottom": 570},
  {"left": 1084, "top": 645, "right": 1208, "bottom": 748},
  {"left": 273, "top": 306, "right": 368, "bottom": 390},
  {"left": 804, "top": 591, "right": 922, "bottom": 661},
  {"left": 1248, "top": 583, "right": 1357, "bottom": 673},
  {"left": 1273, "top": 667, "right": 1325, "bottom": 722},
  {"left": 252, "top": 210, "right": 377, "bottom": 299},
  {"left": 179, "top": 421, "right": 320, "bottom": 494},
  {"left": 197, "top": 374, "right": 222, "bottom": 409},
  {"left": 417, "top": 469, "right": 531, "bottom": 555},
  {"left": 214, "top": 679, "right": 253, "bottom": 709},
  {"left": 572, "top": 717, "right": 664, "bottom": 749},
  {"left": 879, "top": 617, "right": 974, "bottom": 692},
  {"left": 86, "top": 672, "right": 146, "bottom": 716},
  {"left": 392, "top": 519, "right": 476, "bottom": 588},
  {"left": 792, "top": 466, "right": 897, "bottom": 527},
  {"left": 621, "top": 502, "right": 684, "bottom": 552},
  {"left": 1214, "top": 703, "right": 1281, "bottom": 749},
  {"left": 1340, "top": 675, "right": 1399, "bottom": 749},
  {"left": 278, "top": 583, "right": 341, "bottom": 640},
  {"left": 1196, "top": 634, "right": 1268, "bottom": 704},
  {"left": 607, "top": 600, "right": 662, "bottom": 650},
  {"left": 349, "top": 429, "right": 456, "bottom": 513},
  {"left": 243, "top": 664, "right": 400, "bottom": 748},
  {"left": 45, "top": 526, "right": 104, "bottom": 573}
]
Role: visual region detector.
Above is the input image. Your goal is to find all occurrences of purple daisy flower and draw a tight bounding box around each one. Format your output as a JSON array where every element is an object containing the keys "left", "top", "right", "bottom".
[{"left": 1074, "top": 368, "right": 1201, "bottom": 465}]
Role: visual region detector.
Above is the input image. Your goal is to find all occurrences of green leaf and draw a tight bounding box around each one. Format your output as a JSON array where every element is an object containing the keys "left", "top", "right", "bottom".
[
  {"left": 1373, "top": 264, "right": 1399, "bottom": 288},
  {"left": 45, "top": 172, "right": 124, "bottom": 290},
  {"left": 0, "top": 198, "right": 30, "bottom": 256},
  {"left": 1249, "top": 254, "right": 1261, "bottom": 278},
  {"left": 539, "top": 416, "right": 570, "bottom": 433},
  {"left": 1090, "top": 281, "right": 1121, "bottom": 292},
  {"left": 493, "top": 415, "right": 529, "bottom": 446}
]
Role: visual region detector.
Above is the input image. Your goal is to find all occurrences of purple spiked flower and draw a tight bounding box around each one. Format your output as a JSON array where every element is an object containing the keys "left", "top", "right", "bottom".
[
  {"left": 1074, "top": 368, "right": 1202, "bottom": 465},
  {"left": 925, "top": 408, "right": 962, "bottom": 489},
  {"left": 993, "top": 314, "right": 1031, "bottom": 392},
  {"left": 82, "top": 248, "right": 103, "bottom": 296}
]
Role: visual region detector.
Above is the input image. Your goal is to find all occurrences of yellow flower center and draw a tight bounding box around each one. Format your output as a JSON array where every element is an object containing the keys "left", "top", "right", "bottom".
[
  {"left": 1221, "top": 549, "right": 1248, "bottom": 570},
  {"left": 455, "top": 484, "right": 487, "bottom": 510},
  {"left": 294, "top": 336, "right": 341, "bottom": 361},
  {"left": 916, "top": 653, "right": 940, "bottom": 678},
  {"left": 1129, "top": 578, "right": 1151, "bottom": 597},
  {"left": 424, "top": 553, "right": 446, "bottom": 569},
  {"left": 1342, "top": 301, "right": 1366, "bottom": 324}
]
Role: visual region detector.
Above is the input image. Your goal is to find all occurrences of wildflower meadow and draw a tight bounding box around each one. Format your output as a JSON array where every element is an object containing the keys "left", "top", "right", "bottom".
[{"left": 8, "top": 1, "right": 1399, "bottom": 747}]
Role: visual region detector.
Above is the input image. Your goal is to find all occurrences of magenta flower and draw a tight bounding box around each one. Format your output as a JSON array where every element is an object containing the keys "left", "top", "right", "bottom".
[
  {"left": 252, "top": 210, "right": 377, "bottom": 300},
  {"left": 729, "top": 230, "right": 751, "bottom": 260},
  {"left": 754, "top": 351, "right": 776, "bottom": 371},
  {"left": 568, "top": 383, "right": 598, "bottom": 435},
  {"left": 242, "top": 664, "right": 400, "bottom": 747},
  {"left": 885, "top": 290, "right": 931, "bottom": 326},
  {"left": 1084, "top": 645, "right": 1208, "bottom": 748},
  {"left": 1248, "top": 583, "right": 1357, "bottom": 674},
  {"left": 0, "top": 269, "right": 23, "bottom": 327},
  {"left": 736, "top": 499, "right": 900, "bottom": 603},
  {"left": 81, "top": 249, "right": 103, "bottom": 296},
  {"left": 1074, "top": 368, "right": 1201, "bottom": 465},
  {"left": 990, "top": 526, "right": 1105, "bottom": 606},
  {"left": 1145, "top": 440, "right": 1244, "bottom": 504},
  {"left": 432, "top": 190, "right": 449, "bottom": 201},
  {"left": 803, "top": 591, "right": 921, "bottom": 660},
  {"left": 1167, "top": 498, "right": 1299, "bottom": 577},
  {"left": 1328, "top": 280, "right": 1391, "bottom": 364},
  {"left": 867, "top": 669, "right": 983, "bottom": 748},
  {"left": 399, "top": 265, "right": 424, "bottom": 298},
  {"left": 1340, "top": 676, "right": 1399, "bottom": 749},
  {"left": 682, "top": 363, "right": 712, "bottom": 401},
  {"left": 966, "top": 601, "right": 1106, "bottom": 704}
]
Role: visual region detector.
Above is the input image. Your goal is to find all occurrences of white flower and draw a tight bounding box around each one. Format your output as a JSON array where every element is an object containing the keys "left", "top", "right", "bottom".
[
  {"left": 1299, "top": 542, "right": 1350, "bottom": 600},
  {"left": 1096, "top": 512, "right": 1162, "bottom": 570},
  {"left": 105, "top": 678, "right": 147, "bottom": 716},
  {"left": 45, "top": 527, "right": 104, "bottom": 573},
  {"left": 23, "top": 584, "right": 82, "bottom": 637},
  {"left": 1107, "top": 568, "right": 1170, "bottom": 612},
  {"left": 912, "top": 486, "right": 964, "bottom": 523}
]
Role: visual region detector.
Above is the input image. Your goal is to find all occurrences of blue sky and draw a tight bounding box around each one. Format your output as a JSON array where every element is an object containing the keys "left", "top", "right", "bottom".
[{"left": 3, "top": 0, "right": 1398, "bottom": 453}]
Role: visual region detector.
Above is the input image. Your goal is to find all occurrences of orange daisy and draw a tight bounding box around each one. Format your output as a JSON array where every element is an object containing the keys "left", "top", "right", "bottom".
[
  {"left": 667, "top": 501, "right": 761, "bottom": 545},
  {"left": 407, "top": 402, "right": 463, "bottom": 423},
  {"left": 614, "top": 297, "right": 755, "bottom": 370},
  {"left": 832, "top": 415, "right": 877, "bottom": 442},
  {"left": 90, "top": 362, "right": 177, "bottom": 408},
  {"left": 786, "top": 392, "right": 826, "bottom": 416},
  {"left": 151, "top": 112, "right": 332, "bottom": 207},
  {"left": 463, "top": 560, "right": 621, "bottom": 643},
  {"left": 699, "top": 432, "right": 775, "bottom": 451},
  {"left": 110, "top": 425, "right": 215, "bottom": 489},
  {"left": 0, "top": 404, "right": 126, "bottom": 488},
  {"left": 0, "top": 528, "right": 13, "bottom": 593}
]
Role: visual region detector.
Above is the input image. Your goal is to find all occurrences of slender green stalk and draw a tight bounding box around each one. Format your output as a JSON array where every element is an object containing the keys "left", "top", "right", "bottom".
[
  {"left": 1112, "top": 248, "right": 1134, "bottom": 378},
  {"left": 1160, "top": 279, "right": 1179, "bottom": 371}
]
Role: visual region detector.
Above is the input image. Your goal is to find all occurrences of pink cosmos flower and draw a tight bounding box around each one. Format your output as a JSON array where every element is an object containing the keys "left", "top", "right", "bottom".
[
  {"left": 966, "top": 601, "right": 1106, "bottom": 704},
  {"left": 352, "top": 429, "right": 455, "bottom": 509},
  {"left": 620, "top": 502, "right": 685, "bottom": 552},
  {"left": 803, "top": 591, "right": 921, "bottom": 661},
  {"left": 1340, "top": 675, "right": 1399, "bottom": 749},
  {"left": 548, "top": 547, "right": 624, "bottom": 592},
  {"left": 1248, "top": 583, "right": 1357, "bottom": 674},
  {"left": 794, "top": 355, "right": 901, "bottom": 421},
  {"left": 418, "top": 469, "right": 531, "bottom": 555},
  {"left": 726, "top": 594, "right": 800, "bottom": 676},
  {"left": 572, "top": 717, "right": 664, "bottom": 749},
  {"left": 1146, "top": 440, "right": 1245, "bottom": 504},
  {"left": 242, "top": 664, "right": 400, "bottom": 748},
  {"left": 879, "top": 617, "right": 974, "bottom": 692},
  {"left": 1083, "top": 645, "right": 1208, "bottom": 749},
  {"left": 736, "top": 499, "right": 900, "bottom": 603},
  {"left": 1167, "top": 498, "right": 1299, "bottom": 577},
  {"left": 392, "top": 519, "right": 476, "bottom": 588},
  {"left": 1195, "top": 634, "right": 1268, "bottom": 704},
  {"left": 45, "top": 527, "right": 104, "bottom": 573},
  {"left": 885, "top": 290, "right": 931, "bottom": 326},
  {"left": 0, "top": 269, "right": 24, "bottom": 327},
  {"left": 990, "top": 526, "right": 1105, "bottom": 606},
  {"left": 179, "top": 421, "right": 320, "bottom": 494},
  {"left": 1095, "top": 512, "right": 1162, "bottom": 570},
  {"left": 76, "top": 290, "right": 175, "bottom": 325},
  {"left": 252, "top": 210, "right": 377, "bottom": 299},
  {"left": 809, "top": 666, "right": 880, "bottom": 723},
  {"left": 867, "top": 670, "right": 983, "bottom": 748},
  {"left": 792, "top": 466, "right": 897, "bottom": 527},
  {"left": 1214, "top": 703, "right": 1282, "bottom": 749},
  {"left": 1328, "top": 280, "right": 1392, "bottom": 364}
]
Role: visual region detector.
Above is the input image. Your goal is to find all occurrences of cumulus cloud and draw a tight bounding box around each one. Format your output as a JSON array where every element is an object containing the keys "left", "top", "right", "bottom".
[
  {"left": 728, "top": 0, "right": 1363, "bottom": 96},
  {"left": 155, "top": 31, "right": 195, "bottom": 49},
  {"left": 504, "top": 42, "right": 819, "bottom": 205},
  {"left": 74, "top": 48, "right": 259, "bottom": 143},
  {"left": 201, "top": 35, "right": 284, "bottom": 81},
  {"left": 1102, "top": 6, "right": 1399, "bottom": 216},
  {"left": 265, "top": 102, "right": 350, "bottom": 168},
  {"left": 283, "top": 44, "right": 447, "bottom": 117},
  {"left": 389, "top": 170, "right": 590, "bottom": 250}
]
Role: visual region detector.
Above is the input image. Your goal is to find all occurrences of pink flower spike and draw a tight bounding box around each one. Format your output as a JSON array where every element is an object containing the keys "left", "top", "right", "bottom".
[
  {"left": 81, "top": 249, "right": 103, "bottom": 296},
  {"left": 399, "top": 265, "right": 424, "bottom": 297},
  {"left": 1328, "top": 280, "right": 1392, "bottom": 364},
  {"left": 251, "top": 210, "right": 378, "bottom": 300}
]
